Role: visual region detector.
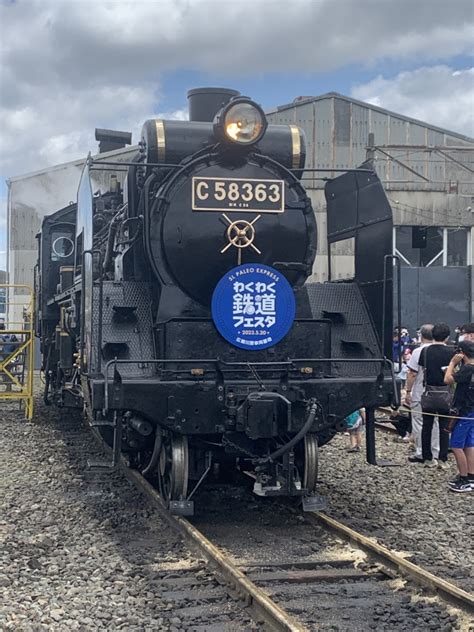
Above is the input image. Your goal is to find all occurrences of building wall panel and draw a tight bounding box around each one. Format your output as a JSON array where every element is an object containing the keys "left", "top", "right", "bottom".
[
  {"left": 334, "top": 98, "right": 350, "bottom": 170},
  {"left": 386, "top": 118, "right": 409, "bottom": 186},
  {"left": 313, "top": 99, "right": 334, "bottom": 172},
  {"left": 292, "top": 102, "right": 317, "bottom": 187},
  {"left": 350, "top": 104, "right": 369, "bottom": 167}
]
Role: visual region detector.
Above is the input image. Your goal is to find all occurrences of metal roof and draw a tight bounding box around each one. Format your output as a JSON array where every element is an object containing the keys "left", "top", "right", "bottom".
[
  {"left": 6, "top": 144, "right": 139, "bottom": 184},
  {"left": 267, "top": 92, "right": 474, "bottom": 143}
]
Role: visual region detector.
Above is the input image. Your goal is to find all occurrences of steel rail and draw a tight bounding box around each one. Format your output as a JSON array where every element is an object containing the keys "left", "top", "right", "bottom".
[
  {"left": 88, "top": 422, "right": 305, "bottom": 631},
  {"left": 374, "top": 421, "right": 399, "bottom": 434},
  {"left": 120, "top": 465, "right": 308, "bottom": 632},
  {"left": 88, "top": 418, "right": 472, "bottom": 625},
  {"left": 308, "top": 512, "right": 474, "bottom": 614}
]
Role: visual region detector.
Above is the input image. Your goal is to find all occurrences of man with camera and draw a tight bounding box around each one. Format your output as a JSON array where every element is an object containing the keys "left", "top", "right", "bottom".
[{"left": 444, "top": 339, "right": 474, "bottom": 493}]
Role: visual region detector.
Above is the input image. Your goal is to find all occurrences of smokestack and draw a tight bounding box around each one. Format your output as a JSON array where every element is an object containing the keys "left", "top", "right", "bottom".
[
  {"left": 187, "top": 87, "right": 240, "bottom": 122},
  {"left": 95, "top": 128, "right": 132, "bottom": 154}
]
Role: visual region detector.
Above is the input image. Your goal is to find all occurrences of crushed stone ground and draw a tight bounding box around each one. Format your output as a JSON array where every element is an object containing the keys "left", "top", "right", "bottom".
[{"left": 318, "top": 430, "right": 473, "bottom": 593}]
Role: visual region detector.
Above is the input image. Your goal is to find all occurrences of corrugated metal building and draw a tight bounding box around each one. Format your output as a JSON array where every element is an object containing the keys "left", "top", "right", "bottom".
[
  {"left": 6, "top": 92, "right": 474, "bottom": 332},
  {"left": 267, "top": 93, "right": 474, "bottom": 330}
]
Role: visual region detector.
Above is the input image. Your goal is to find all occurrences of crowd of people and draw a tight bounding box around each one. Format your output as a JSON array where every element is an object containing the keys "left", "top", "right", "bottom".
[{"left": 346, "top": 323, "right": 474, "bottom": 493}]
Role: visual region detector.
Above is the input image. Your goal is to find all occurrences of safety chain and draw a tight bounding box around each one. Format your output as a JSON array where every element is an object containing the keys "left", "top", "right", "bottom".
[{"left": 221, "top": 435, "right": 261, "bottom": 460}]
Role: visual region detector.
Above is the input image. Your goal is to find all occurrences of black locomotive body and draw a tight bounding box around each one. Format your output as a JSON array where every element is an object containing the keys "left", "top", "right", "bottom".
[{"left": 36, "top": 87, "right": 397, "bottom": 512}]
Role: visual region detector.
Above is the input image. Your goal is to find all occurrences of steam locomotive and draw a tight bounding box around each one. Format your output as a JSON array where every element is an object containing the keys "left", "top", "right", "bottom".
[{"left": 35, "top": 87, "right": 397, "bottom": 514}]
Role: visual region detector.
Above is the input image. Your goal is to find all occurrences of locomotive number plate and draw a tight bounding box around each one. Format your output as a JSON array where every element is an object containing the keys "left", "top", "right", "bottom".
[{"left": 192, "top": 177, "right": 285, "bottom": 213}]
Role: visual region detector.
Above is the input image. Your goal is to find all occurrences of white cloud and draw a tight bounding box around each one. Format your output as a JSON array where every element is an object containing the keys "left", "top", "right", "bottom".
[
  {"left": 0, "top": 0, "right": 473, "bottom": 179},
  {"left": 155, "top": 108, "right": 188, "bottom": 122},
  {"left": 351, "top": 66, "right": 474, "bottom": 137},
  {"left": 2, "top": 0, "right": 471, "bottom": 80},
  {"left": 0, "top": 81, "right": 161, "bottom": 175}
]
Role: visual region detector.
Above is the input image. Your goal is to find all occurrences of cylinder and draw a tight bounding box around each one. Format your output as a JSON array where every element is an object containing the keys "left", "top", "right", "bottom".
[{"left": 187, "top": 87, "right": 240, "bottom": 122}]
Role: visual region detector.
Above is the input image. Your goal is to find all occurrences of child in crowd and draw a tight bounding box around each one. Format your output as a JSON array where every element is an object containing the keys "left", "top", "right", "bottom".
[
  {"left": 393, "top": 328, "right": 413, "bottom": 372},
  {"left": 397, "top": 348, "right": 412, "bottom": 391},
  {"left": 345, "top": 409, "right": 366, "bottom": 453}
]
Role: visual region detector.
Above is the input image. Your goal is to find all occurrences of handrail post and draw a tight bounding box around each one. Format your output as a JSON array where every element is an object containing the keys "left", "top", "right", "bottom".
[{"left": 382, "top": 254, "right": 401, "bottom": 368}]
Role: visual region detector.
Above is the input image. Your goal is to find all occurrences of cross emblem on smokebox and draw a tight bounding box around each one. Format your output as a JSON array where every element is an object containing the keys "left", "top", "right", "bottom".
[{"left": 220, "top": 213, "right": 262, "bottom": 265}]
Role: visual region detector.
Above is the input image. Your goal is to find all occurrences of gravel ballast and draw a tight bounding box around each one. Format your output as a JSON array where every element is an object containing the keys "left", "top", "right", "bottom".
[
  {"left": 1, "top": 396, "right": 472, "bottom": 630},
  {"left": 0, "top": 401, "right": 253, "bottom": 631},
  {"left": 318, "top": 430, "right": 473, "bottom": 594},
  {"left": 192, "top": 483, "right": 466, "bottom": 632}
]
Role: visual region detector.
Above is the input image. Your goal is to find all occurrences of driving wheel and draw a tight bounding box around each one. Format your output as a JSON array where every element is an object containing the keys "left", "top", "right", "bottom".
[
  {"left": 158, "top": 434, "right": 189, "bottom": 504},
  {"left": 295, "top": 433, "right": 319, "bottom": 493}
]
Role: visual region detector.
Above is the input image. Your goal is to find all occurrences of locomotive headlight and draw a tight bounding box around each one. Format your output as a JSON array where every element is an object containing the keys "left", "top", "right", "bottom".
[{"left": 215, "top": 98, "right": 267, "bottom": 146}]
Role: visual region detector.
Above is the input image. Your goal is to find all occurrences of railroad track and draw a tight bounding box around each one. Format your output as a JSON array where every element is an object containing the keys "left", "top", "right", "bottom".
[
  {"left": 117, "top": 459, "right": 474, "bottom": 631},
  {"left": 12, "top": 384, "right": 470, "bottom": 631},
  {"left": 123, "top": 467, "right": 300, "bottom": 631},
  {"left": 52, "top": 406, "right": 471, "bottom": 631}
]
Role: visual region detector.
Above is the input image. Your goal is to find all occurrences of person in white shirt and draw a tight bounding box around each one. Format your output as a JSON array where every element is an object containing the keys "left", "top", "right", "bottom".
[{"left": 405, "top": 324, "right": 439, "bottom": 463}]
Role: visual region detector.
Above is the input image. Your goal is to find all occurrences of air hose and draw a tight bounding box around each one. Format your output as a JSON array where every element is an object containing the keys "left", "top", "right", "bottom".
[{"left": 255, "top": 398, "right": 319, "bottom": 468}]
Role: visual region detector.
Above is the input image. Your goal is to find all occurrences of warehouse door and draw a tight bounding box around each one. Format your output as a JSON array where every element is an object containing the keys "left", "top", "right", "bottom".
[{"left": 396, "top": 267, "right": 471, "bottom": 334}]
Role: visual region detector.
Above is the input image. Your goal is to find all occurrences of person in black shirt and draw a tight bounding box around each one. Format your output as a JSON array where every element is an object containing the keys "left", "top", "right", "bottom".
[
  {"left": 444, "top": 340, "right": 474, "bottom": 492},
  {"left": 418, "top": 323, "right": 454, "bottom": 467}
]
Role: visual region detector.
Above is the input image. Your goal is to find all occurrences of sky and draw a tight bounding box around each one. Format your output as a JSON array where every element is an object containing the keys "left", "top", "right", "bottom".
[{"left": 0, "top": 0, "right": 473, "bottom": 271}]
